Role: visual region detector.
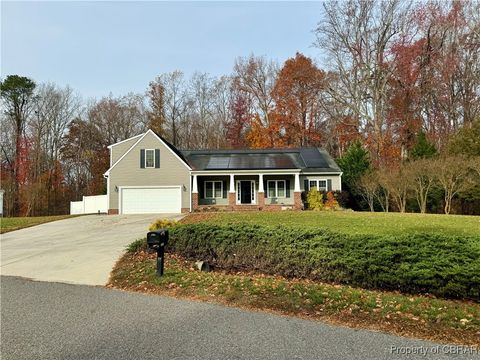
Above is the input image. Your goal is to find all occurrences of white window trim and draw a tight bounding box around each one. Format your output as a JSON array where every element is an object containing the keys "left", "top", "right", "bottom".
[
  {"left": 267, "top": 180, "right": 287, "bottom": 198},
  {"left": 308, "top": 179, "right": 328, "bottom": 191},
  {"left": 236, "top": 180, "right": 256, "bottom": 205},
  {"left": 204, "top": 180, "right": 223, "bottom": 199},
  {"left": 145, "top": 149, "right": 155, "bottom": 168}
]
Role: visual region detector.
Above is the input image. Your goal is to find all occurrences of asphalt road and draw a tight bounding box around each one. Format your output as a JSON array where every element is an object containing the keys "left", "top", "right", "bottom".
[
  {"left": 2, "top": 276, "right": 477, "bottom": 360},
  {"left": 1, "top": 214, "right": 183, "bottom": 285}
]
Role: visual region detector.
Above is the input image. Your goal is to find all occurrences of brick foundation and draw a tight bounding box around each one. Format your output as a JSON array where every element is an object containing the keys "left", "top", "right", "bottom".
[
  {"left": 181, "top": 208, "right": 190, "bottom": 213},
  {"left": 228, "top": 192, "right": 236, "bottom": 209},
  {"left": 258, "top": 192, "right": 265, "bottom": 209},
  {"left": 293, "top": 192, "right": 303, "bottom": 210},
  {"left": 263, "top": 204, "right": 295, "bottom": 211},
  {"left": 108, "top": 209, "right": 119, "bottom": 215},
  {"left": 191, "top": 191, "right": 303, "bottom": 212},
  {"left": 231, "top": 205, "right": 262, "bottom": 211},
  {"left": 192, "top": 193, "right": 199, "bottom": 210}
]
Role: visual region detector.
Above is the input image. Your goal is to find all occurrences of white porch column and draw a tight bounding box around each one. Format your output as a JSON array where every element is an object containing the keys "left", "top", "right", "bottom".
[
  {"left": 229, "top": 174, "right": 235, "bottom": 193},
  {"left": 258, "top": 174, "right": 264, "bottom": 192},
  {"left": 192, "top": 174, "right": 198, "bottom": 193},
  {"left": 294, "top": 173, "right": 301, "bottom": 192}
]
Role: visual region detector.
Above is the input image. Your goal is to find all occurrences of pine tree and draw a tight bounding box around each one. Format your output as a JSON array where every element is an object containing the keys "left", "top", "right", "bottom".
[{"left": 411, "top": 131, "right": 437, "bottom": 160}]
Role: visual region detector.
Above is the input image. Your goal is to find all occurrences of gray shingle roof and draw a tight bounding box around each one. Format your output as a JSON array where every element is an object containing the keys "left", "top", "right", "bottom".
[{"left": 180, "top": 148, "right": 341, "bottom": 172}]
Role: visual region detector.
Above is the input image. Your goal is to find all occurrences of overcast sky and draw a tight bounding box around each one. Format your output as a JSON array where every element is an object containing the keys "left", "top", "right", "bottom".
[{"left": 1, "top": 1, "right": 324, "bottom": 99}]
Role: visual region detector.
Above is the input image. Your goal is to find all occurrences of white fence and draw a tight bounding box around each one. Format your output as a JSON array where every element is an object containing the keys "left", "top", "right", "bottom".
[{"left": 70, "top": 195, "right": 108, "bottom": 215}]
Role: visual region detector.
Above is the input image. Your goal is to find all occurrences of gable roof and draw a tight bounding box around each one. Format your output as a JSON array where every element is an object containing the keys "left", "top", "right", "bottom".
[
  {"left": 107, "top": 134, "right": 143, "bottom": 149},
  {"left": 104, "top": 129, "right": 191, "bottom": 175},
  {"left": 151, "top": 130, "right": 190, "bottom": 166},
  {"left": 105, "top": 129, "right": 341, "bottom": 174},
  {"left": 180, "top": 148, "right": 341, "bottom": 172}
]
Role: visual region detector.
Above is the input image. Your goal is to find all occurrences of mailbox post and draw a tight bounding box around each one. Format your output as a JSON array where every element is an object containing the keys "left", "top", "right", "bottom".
[{"left": 146, "top": 229, "right": 169, "bottom": 276}]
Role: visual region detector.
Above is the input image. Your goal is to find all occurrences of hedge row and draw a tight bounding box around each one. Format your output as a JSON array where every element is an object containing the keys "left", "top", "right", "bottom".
[{"left": 167, "top": 223, "right": 480, "bottom": 300}]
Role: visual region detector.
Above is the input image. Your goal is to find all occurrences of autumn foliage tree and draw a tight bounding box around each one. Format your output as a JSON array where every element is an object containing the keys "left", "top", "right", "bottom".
[
  {"left": 2, "top": 1, "right": 479, "bottom": 216},
  {"left": 272, "top": 53, "right": 325, "bottom": 147},
  {"left": 147, "top": 78, "right": 166, "bottom": 136},
  {"left": 225, "top": 91, "right": 250, "bottom": 149},
  {"left": 0, "top": 75, "right": 36, "bottom": 216}
]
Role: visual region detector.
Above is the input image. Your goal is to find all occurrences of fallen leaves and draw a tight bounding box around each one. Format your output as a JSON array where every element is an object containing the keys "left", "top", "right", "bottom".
[{"left": 108, "top": 251, "right": 480, "bottom": 346}]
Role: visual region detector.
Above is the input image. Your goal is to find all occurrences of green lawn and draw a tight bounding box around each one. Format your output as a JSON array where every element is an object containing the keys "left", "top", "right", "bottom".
[
  {"left": 0, "top": 215, "right": 76, "bottom": 234},
  {"left": 183, "top": 211, "right": 480, "bottom": 236}
]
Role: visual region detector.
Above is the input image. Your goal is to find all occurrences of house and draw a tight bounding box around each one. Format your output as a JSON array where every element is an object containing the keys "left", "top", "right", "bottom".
[{"left": 104, "top": 129, "right": 342, "bottom": 214}]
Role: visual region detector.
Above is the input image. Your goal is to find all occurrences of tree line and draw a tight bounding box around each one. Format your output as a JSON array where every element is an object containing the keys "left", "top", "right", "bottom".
[
  {"left": 339, "top": 121, "right": 480, "bottom": 214},
  {"left": 1, "top": 0, "right": 479, "bottom": 216}
]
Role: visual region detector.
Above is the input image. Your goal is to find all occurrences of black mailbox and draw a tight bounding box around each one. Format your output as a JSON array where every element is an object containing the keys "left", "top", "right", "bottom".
[
  {"left": 147, "top": 229, "right": 168, "bottom": 249},
  {"left": 146, "top": 229, "right": 169, "bottom": 276}
]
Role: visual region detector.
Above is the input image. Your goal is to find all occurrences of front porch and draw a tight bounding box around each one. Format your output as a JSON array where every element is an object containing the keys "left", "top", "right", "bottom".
[{"left": 191, "top": 172, "right": 303, "bottom": 211}]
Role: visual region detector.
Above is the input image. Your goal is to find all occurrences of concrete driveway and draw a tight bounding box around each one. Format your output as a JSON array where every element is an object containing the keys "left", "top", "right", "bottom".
[{"left": 0, "top": 214, "right": 184, "bottom": 285}]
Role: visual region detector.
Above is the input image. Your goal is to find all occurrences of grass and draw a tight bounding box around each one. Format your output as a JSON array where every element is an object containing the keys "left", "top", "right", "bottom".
[
  {"left": 111, "top": 211, "right": 480, "bottom": 344},
  {"left": 181, "top": 211, "right": 480, "bottom": 236},
  {"left": 0, "top": 215, "right": 76, "bottom": 234},
  {"left": 109, "top": 247, "right": 480, "bottom": 345}
]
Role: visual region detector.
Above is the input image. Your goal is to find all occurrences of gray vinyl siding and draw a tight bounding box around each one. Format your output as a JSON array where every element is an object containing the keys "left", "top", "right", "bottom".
[
  {"left": 300, "top": 174, "right": 342, "bottom": 192},
  {"left": 108, "top": 132, "right": 191, "bottom": 210},
  {"left": 110, "top": 135, "right": 142, "bottom": 165}
]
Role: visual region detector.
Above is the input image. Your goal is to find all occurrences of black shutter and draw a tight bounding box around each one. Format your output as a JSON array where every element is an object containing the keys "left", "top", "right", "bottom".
[
  {"left": 327, "top": 179, "right": 332, "bottom": 191},
  {"left": 304, "top": 179, "right": 309, "bottom": 192},
  {"left": 155, "top": 149, "right": 160, "bottom": 168},
  {"left": 140, "top": 149, "right": 145, "bottom": 168},
  {"left": 286, "top": 180, "right": 290, "bottom": 197},
  {"left": 264, "top": 180, "right": 268, "bottom": 197},
  {"left": 223, "top": 180, "right": 227, "bottom": 198}
]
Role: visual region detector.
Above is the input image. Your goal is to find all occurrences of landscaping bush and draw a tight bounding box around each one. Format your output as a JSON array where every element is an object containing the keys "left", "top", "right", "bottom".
[
  {"left": 306, "top": 188, "right": 324, "bottom": 210},
  {"left": 149, "top": 218, "right": 178, "bottom": 231},
  {"left": 126, "top": 238, "right": 147, "bottom": 253},
  {"left": 324, "top": 191, "right": 341, "bottom": 210},
  {"left": 168, "top": 223, "right": 480, "bottom": 300}
]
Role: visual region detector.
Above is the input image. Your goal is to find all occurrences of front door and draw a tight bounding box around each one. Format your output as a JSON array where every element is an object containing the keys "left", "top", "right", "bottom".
[{"left": 237, "top": 180, "right": 255, "bottom": 204}]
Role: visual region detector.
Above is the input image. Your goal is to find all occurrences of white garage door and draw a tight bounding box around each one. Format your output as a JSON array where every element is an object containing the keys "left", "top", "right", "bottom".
[{"left": 120, "top": 187, "right": 182, "bottom": 214}]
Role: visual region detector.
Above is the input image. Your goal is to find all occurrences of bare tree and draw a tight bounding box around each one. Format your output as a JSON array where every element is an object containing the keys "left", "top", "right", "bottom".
[
  {"left": 406, "top": 159, "right": 436, "bottom": 213},
  {"left": 88, "top": 93, "right": 146, "bottom": 146},
  {"left": 233, "top": 55, "right": 278, "bottom": 146},
  {"left": 182, "top": 72, "right": 216, "bottom": 149},
  {"left": 433, "top": 155, "right": 474, "bottom": 214},
  {"left": 376, "top": 167, "right": 391, "bottom": 212},
  {"left": 27, "top": 83, "right": 81, "bottom": 214},
  {"left": 157, "top": 71, "right": 189, "bottom": 147},
  {"left": 381, "top": 165, "right": 411, "bottom": 213},
  {"left": 356, "top": 171, "right": 380, "bottom": 211},
  {"left": 314, "top": 0, "right": 411, "bottom": 165}
]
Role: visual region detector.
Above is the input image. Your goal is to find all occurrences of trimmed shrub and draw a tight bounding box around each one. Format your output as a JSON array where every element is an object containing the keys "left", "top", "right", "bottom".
[
  {"left": 324, "top": 191, "right": 341, "bottom": 210},
  {"left": 149, "top": 218, "right": 178, "bottom": 231},
  {"left": 306, "top": 188, "right": 324, "bottom": 210},
  {"left": 126, "top": 238, "right": 147, "bottom": 253},
  {"left": 168, "top": 223, "right": 480, "bottom": 300}
]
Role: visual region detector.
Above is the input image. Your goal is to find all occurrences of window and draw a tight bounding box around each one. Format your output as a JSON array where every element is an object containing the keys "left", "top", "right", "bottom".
[
  {"left": 145, "top": 149, "right": 155, "bottom": 168},
  {"left": 267, "top": 180, "right": 287, "bottom": 198},
  {"left": 309, "top": 179, "right": 327, "bottom": 191},
  {"left": 205, "top": 181, "right": 223, "bottom": 199}
]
